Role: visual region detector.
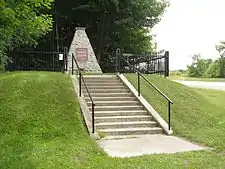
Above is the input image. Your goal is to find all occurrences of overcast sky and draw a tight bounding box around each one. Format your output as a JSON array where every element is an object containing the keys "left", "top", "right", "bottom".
[{"left": 153, "top": 0, "right": 225, "bottom": 70}]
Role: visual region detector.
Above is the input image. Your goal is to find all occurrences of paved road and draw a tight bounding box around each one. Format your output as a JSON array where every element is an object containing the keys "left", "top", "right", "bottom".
[{"left": 175, "top": 80, "right": 225, "bottom": 91}]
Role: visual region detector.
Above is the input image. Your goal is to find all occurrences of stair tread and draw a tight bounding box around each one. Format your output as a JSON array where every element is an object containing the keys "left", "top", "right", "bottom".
[
  {"left": 96, "top": 121, "right": 156, "bottom": 125},
  {"left": 94, "top": 110, "right": 147, "bottom": 113},
  {"left": 87, "top": 101, "right": 139, "bottom": 104},
  {"left": 102, "top": 135, "right": 157, "bottom": 140},
  {"left": 91, "top": 105, "right": 142, "bottom": 108},
  {"left": 84, "top": 93, "right": 130, "bottom": 95},
  {"left": 85, "top": 97, "right": 136, "bottom": 99},
  {"left": 99, "top": 127, "right": 162, "bottom": 132},
  {"left": 95, "top": 115, "right": 151, "bottom": 119},
  {"left": 83, "top": 86, "right": 124, "bottom": 88},
  {"left": 84, "top": 89, "right": 128, "bottom": 92}
]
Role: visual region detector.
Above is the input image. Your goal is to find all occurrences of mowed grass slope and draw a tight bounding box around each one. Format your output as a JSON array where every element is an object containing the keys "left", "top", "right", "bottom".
[
  {"left": 0, "top": 72, "right": 104, "bottom": 169},
  {"left": 1, "top": 72, "right": 225, "bottom": 169},
  {"left": 125, "top": 74, "right": 225, "bottom": 151}
]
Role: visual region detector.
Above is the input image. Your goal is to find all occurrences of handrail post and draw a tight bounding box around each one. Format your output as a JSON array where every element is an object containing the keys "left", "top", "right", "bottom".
[
  {"left": 92, "top": 103, "right": 95, "bottom": 133},
  {"left": 138, "top": 73, "right": 140, "bottom": 96},
  {"left": 168, "top": 101, "right": 171, "bottom": 130},
  {"left": 72, "top": 55, "right": 74, "bottom": 75},
  {"left": 79, "top": 72, "right": 82, "bottom": 97}
]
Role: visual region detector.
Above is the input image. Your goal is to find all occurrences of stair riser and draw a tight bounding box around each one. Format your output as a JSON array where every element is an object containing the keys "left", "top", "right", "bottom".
[
  {"left": 85, "top": 97, "right": 137, "bottom": 102},
  {"left": 90, "top": 106, "right": 144, "bottom": 111},
  {"left": 84, "top": 93, "right": 133, "bottom": 97},
  {"left": 83, "top": 89, "right": 129, "bottom": 93},
  {"left": 95, "top": 117, "right": 152, "bottom": 123},
  {"left": 99, "top": 129, "right": 163, "bottom": 136},
  {"left": 94, "top": 111, "right": 148, "bottom": 117},
  {"left": 96, "top": 123, "right": 157, "bottom": 129},
  {"left": 87, "top": 102, "right": 140, "bottom": 107}
]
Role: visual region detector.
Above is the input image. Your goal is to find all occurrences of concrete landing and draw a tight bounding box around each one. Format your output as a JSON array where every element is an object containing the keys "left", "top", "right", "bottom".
[{"left": 98, "top": 134, "right": 206, "bottom": 158}]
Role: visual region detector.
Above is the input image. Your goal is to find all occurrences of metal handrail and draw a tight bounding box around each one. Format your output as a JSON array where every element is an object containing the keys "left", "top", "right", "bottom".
[
  {"left": 117, "top": 48, "right": 173, "bottom": 130},
  {"left": 121, "top": 57, "right": 173, "bottom": 104},
  {"left": 72, "top": 53, "right": 95, "bottom": 133}
]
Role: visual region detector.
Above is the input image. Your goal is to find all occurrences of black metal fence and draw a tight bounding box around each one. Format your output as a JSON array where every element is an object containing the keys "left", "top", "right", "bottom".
[
  {"left": 6, "top": 48, "right": 68, "bottom": 72},
  {"left": 116, "top": 49, "right": 169, "bottom": 77}
]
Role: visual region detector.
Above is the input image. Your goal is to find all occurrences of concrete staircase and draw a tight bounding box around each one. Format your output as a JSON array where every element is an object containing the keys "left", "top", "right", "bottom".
[{"left": 82, "top": 75, "right": 163, "bottom": 139}]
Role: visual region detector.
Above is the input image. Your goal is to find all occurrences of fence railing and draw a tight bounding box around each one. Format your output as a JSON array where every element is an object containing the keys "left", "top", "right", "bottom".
[
  {"left": 71, "top": 53, "right": 95, "bottom": 133},
  {"left": 116, "top": 50, "right": 169, "bottom": 77},
  {"left": 6, "top": 49, "right": 68, "bottom": 72},
  {"left": 116, "top": 48, "right": 173, "bottom": 130}
]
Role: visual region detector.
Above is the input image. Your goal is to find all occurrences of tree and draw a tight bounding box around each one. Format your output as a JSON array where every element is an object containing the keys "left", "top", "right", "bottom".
[
  {"left": 187, "top": 54, "right": 212, "bottom": 77},
  {"left": 53, "top": 0, "right": 168, "bottom": 62},
  {"left": 204, "top": 60, "right": 220, "bottom": 78},
  {"left": 3, "top": 0, "right": 169, "bottom": 72},
  {"left": 0, "top": 0, "right": 53, "bottom": 70},
  {"left": 216, "top": 41, "right": 225, "bottom": 77}
]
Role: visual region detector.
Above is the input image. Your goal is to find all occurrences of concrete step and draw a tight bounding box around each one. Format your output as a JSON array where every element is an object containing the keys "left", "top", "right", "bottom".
[
  {"left": 84, "top": 93, "right": 133, "bottom": 97},
  {"left": 94, "top": 110, "right": 148, "bottom": 117},
  {"left": 101, "top": 135, "right": 148, "bottom": 140},
  {"left": 87, "top": 101, "right": 140, "bottom": 107},
  {"left": 98, "top": 127, "right": 163, "bottom": 136},
  {"left": 90, "top": 105, "right": 144, "bottom": 111},
  {"left": 95, "top": 115, "right": 152, "bottom": 123},
  {"left": 85, "top": 97, "right": 137, "bottom": 102},
  {"left": 82, "top": 85, "right": 126, "bottom": 89},
  {"left": 83, "top": 76, "right": 117, "bottom": 78},
  {"left": 83, "top": 88, "right": 129, "bottom": 93},
  {"left": 96, "top": 121, "right": 157, "bottom": 129},
  {"left": 84, "top": 79, "right": 119, "bottom": 83},
  {"left": 84, "top": 82, "right": 122, "bottom": 86}
]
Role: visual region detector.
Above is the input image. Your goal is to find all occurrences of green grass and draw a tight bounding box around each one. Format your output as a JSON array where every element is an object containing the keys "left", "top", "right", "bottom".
[
  {"left": 169, "top": 75, "right": 225, "bottom": 82},
  {"left": 1, "top": 72, "right": 225, "bottom": 169}
]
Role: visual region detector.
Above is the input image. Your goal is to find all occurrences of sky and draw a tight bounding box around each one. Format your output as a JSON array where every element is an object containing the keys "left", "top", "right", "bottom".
[{"left": 152, "top": 0, "right": 225, "bottom": 70}]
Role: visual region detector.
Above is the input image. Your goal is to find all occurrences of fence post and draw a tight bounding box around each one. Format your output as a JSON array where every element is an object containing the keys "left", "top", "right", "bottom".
[
  {"left": 116, "top": 48, "right": 121, "bottom": 74},
  {"left": 116, "top": 48, "right": 119, "bottom": 72},
  {"left": 166, "top": 51, "right": 169, "bottom": 77},
  {"left": 64, "top": 47, "right": 68, "bottom": 72},
  {"left": 164, "top": 51, "right": 169, "bottom": 77}
]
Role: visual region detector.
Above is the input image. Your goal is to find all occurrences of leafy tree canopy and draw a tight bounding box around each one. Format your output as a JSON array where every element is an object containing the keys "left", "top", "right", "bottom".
[
  {"left": 187, "top": 41, "right": 225, "bottom": 78},
  {"left": 1, "top": 0, "right": 169, "bottom": 71},
  {"left": 0, "top": 0, "right": 53, "bottom": 69}
]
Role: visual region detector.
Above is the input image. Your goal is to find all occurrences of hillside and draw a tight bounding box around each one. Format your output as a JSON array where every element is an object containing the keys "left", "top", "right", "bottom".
[
  {"left": 125, "top": 74, "right": 225, "bottom": 151},
  {"left": 0, "top": 72, "right": 225, "bottom": 169}
]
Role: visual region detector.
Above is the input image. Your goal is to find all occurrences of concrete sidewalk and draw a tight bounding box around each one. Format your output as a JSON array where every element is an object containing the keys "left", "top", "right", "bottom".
[{"left": 98, "top": 134, "right": 207, "bottom": 158}]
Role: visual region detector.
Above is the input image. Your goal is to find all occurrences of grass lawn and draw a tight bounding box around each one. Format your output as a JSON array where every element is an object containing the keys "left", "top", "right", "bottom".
[
  {"left": 1, "top": 72, "right": 225, "bottom": 169},
  {"left": 169, "top": 75, "right": 225, "bottom": 82}
]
